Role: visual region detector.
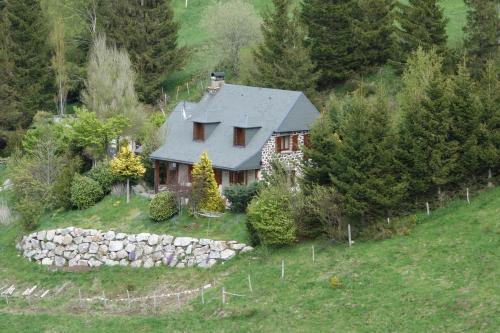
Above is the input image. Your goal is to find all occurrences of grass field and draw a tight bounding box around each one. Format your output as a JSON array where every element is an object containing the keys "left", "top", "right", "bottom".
[{"left": 0, "top": 162, "right": 498, "bottom": 332}]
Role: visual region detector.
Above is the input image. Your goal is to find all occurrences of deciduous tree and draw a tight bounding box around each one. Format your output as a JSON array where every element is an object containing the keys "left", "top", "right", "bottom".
[{"left": 110, "top": 145, "right": 145, "bottom": 203}]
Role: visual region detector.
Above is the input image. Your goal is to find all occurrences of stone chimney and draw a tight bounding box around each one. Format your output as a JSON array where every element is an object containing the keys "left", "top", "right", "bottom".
[{"left": 208, "top": 72, "right": 225, "bottom": 93}]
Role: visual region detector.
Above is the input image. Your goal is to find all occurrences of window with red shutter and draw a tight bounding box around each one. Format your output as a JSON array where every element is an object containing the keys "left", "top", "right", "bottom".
[{"left": 303, "top": 133, "right": 310, "bottom": 148}]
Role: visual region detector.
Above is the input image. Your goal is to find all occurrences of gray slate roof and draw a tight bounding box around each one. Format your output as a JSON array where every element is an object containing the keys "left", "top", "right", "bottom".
[{"left": 150, "top": 84, "right": 319, "bottom": 171}]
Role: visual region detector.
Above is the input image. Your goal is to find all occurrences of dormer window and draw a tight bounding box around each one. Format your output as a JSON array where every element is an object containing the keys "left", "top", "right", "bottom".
[
  {"left": 233, "top": 127, "right": 245, "bottom": 146},
  {"left": 193, "top": 122, "right": 204, "bottom": 141}
]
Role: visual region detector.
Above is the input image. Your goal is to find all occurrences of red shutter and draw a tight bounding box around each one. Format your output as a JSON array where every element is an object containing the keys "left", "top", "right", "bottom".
[
  {"left": 303, "top": 133, "right": 310, "bottom": 148},
  {"left": 275, "top": 136, "right": 281, "bottom": 153},
  {"left": 292, "top": 134, "right": 298, "bottom": 151},
  {"left": 188, "top": 165, "right": 193, "bottom": 182}
]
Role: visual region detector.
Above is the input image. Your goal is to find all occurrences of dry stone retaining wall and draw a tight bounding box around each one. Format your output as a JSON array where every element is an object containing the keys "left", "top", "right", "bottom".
[{"left": 17, "top": 227, "right": 253, "bottom": 269}]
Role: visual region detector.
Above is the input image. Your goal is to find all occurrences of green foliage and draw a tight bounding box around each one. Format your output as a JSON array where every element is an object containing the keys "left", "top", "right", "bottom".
[
  {"left": 149, "top": 191, "right": 178, "bottom": 222},
  {"left": 97, "top": 0, "right": 186, "bottom": 103},
  {"left": 332, "top": 90, "right": 407, "bottom": 221},
  {"left": 247, "top": 185, "right": 296, "bottom": 246},
  {"left": 87, "top": 162, "right": 116, "bottom": 194},
  {"left": 15, "top": 199, "right": 44, "bottom": 231},
  {"left": 70, "top": 174, "right": 104, "bottom": 209},
  {"left": 394, "top": 0, "right": 449, "bottom": 66},
  {"left": 251, "top": 0, "right": 318, "bottom": 95},
  {"left": 191, "top": 152, "right": 225, "bottom": 213},
  {"left": 302, "top": 0, "right": 357, "bottom": 87},
  {"left": 52, "top": 155, "right": 82, "bottom": 210},
  {"left": 294, "top": 185, "right": 345, "bottom": 240},
  {"left": 21, "top": 112, "right": 69, "bottom": 155},
  {"left": 463, "top": 0, "right": 500, "bottom": 77},
  {"left": 223, "top": 182, "right": 260, "bottom": 213},
  {"left": 0, "top": 0, "right": 54, "bottom": 131},
  {"left": 70, "top": 107, "right": 129, "bottom": 161},
  {"left": 352, "top": 0, "right": 394, "bottom": 69},
  {"left": 398, "top": 49, "right": 458, "bottom": 200}
]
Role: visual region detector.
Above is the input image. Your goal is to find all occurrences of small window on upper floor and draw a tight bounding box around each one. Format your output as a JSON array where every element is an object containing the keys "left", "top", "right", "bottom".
[
  {"left": 275, "top": 135, "right": 290, "bottom": 152},
  {"left": 233, "top": 127, "right": 245, "bottom": 146},
  {"left": 193, "top": 122, "right": 204, "bottom": 141}
]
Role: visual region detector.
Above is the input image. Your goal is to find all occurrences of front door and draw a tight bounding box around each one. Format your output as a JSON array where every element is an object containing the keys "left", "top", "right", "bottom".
[{"left": 166, "top": 162, "right": 178, "bottom": 185}]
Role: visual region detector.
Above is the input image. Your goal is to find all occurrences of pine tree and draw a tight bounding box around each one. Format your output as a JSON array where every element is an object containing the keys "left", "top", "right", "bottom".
[
  {"left": 0, "top": 0, "right": 54, "bottom": 130},
  {"left": 302, "top": 109, "right": 342, "bottom": 187},
  {"left": 394, "top": 0, "right": 448, "bottom": 66},
  {"left": 398, "top": 49, "right": 458, "bottom": 202},
  {"left": 463, "top": 0, "right": 500, "bottom": 78},
  {"left": 352, "top": 0, "right": 395, "bottom": 69},
  {"left": 301, "top": 0, "right": 358, "bottom": 87},
  {"left": 97, "top": 0, "right": 186, "bottom": 103},
  {"left": 329, "top": 91, "right": 406, "bottom": 222},
  {"left": 478, "top": 60, "right": 500, "bottom": 186},
  {"left": 191, "top": 152, "right": 225, "bottom": 213},
  {"left": 110, "top": 145, "right": 146, "bottom": 203},
  {"left": 251, "top": 0, "right": 318, "bottom": 96},
  {"left": 448, "top": 63, "right": 481, "bottom": 182}
]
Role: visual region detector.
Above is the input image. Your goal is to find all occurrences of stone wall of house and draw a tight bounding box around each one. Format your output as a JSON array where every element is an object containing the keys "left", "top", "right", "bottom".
[
  {"left": 260, "top": 132, "right": 306, "bottom": 178},
  {"left": 17, "top": 227, "right": 253, "bottom": 269}
]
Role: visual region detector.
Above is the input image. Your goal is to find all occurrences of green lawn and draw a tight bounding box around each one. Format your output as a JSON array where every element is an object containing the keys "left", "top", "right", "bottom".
[
  {"left": 0, "top": 160, "right": 498, "bottom": 332},
  {"left": 38, "top": 194, "right": 248, "bottom": 243}
]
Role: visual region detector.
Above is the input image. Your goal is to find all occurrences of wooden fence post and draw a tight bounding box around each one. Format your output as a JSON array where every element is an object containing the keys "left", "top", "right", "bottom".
[
  {"left": 466, "top": 188, "right": 470, "bottom": 204},
  {"left": 426, "top": 202, "right": 430, "bottom": 216},
  {"left": 201, "top": 286, "right": 205, "bottom": 304},
  {"left": 248, "top": 275, "right": 253, "bottom": 293},
  {"left": 312, "top": 246, "right": 315, "bottom": 263},
  {"left": 348, "top": 224, "right": 352, "bottom": 247},
  {"left": 222, "top": 287, "right": 226, "bottom": 305},
  {"left": 281, "top": 260, "right": 285, "bottom": 280}
]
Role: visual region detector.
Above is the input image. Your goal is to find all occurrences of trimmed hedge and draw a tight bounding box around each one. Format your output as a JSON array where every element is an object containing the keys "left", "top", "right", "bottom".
[
  {"left": 223, "top": 182, "right": 259, "bottom": 213},
  {"left": 70, "top": 174, "right": 104, "bottom": 209},
  {"left": 149, "top": 191, "right": 178, "bottom": 222}
]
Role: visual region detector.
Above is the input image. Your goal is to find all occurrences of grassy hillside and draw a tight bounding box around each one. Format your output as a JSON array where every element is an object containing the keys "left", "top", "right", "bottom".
[{"left": 0, "top": 162, "right": 498, "bottom": 332}]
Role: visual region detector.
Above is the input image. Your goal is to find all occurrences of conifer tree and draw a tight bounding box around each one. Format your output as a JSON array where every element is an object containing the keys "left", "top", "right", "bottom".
[
  {"left": 398, "top": 49, "right": 458, "bottom": 202},
  {"left": 302, "top": 0, "right": 358, "bottom": 87},
  {"left": 97, "top": 0, "right": 185, "bottom": 103},
  {"left": 191, "top": 152, "right": 225, "bottom": 213},
  {"left": 0, "top": 0, "right": 54, "bottom": 129},
  {"left": 448, "top": 63, "right": 481, "bottom": 181},
  {"left": 352, "top": 0, "right": 395, "bottom": 69},
  {"left": 477, "top": 60, "right": 500, "bottom": 186},
  {"left": 251, "top": 0, "right": 317, "bottom": 96},
  {"left": 463, "top": 0, "right": 500, "bottom": 78},
  {"left": 394, "top": 0, "right": 448, "bottom": 66},
  {"left": 302, "top": 109, "right": 342, "bottom": 187},
  {"left": 110, "top": 145, "right": 145, "bottom": 203},
  {"left": 329, "top": 91, "right": 406, "bottom": 221}
]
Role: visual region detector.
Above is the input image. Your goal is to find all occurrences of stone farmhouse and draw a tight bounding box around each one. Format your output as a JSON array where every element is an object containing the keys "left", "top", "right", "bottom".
[{"left": 150, "top": 73, "right": 320, "bottom": 192}]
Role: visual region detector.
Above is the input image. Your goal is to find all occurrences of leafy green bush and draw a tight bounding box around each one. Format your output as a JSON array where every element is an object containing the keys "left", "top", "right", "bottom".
[
  {"left": 16, "top": 199, "right": 44, "bottom": 230},
  {"left": 53, "top": 156, "right": 82, "bottom": 209},
  {"left": 70, "top": 174, "right": 104, "bottom": 209},
  {"left": 87, "top": 162, "right": 116, "bottom": 194},
  {"left": 223, "top": 182, "right": 259, "bottom": 213},
  {"left": 149, "top": 191, "right": 178, "bottom": 222},
  {"left": 247, "top": 185, "right": 296, "bottom": 246}
]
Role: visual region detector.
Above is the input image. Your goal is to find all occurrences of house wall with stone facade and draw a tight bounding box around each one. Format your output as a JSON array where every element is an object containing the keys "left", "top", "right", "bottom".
[{"left": 260, "top": 131, "right": 307, "bottom": 179}]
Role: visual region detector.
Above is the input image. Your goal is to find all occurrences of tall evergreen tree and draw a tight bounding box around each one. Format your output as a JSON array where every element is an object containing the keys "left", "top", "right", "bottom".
[
  {"left": 463, "top": 0, "right": 500, "bottom": 78},
  {"left": 394, "top": 0, "right": 448, "bottom": 66},
  {"left": 398, "top": 49, "right": 458, "bottom": 202},
  {"left": 0, "top": 0, "right": 53, "bottom": 130},
  {"left": 329, "top": 91, "right": 406, "bottom": 222},
  {"left": 302, "top": 0, "right": 358, "bottom": 87},
  {"left": 353, "top": 0, "right": 395, "bottom": 69},
  {"left": 478, "top": 60, "right": 500, "bottom": 186},
  {"left": 251, "top": 0, "right": 317, "bottom": 95},
  {"left": 448, "top": 63, "right": 481, "bottom": 181},
  {"left": 97, "top": 0, "right": 186, "bottom": 103}
]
